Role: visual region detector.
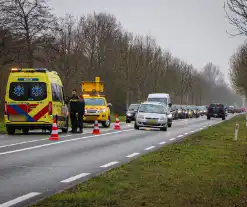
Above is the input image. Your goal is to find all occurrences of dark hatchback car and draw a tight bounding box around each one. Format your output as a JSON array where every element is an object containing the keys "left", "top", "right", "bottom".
[
  {"left": 226, "top": 106, "right": 235, "bottom": 114},
  {"left": 126, "top": 104, "right": 140, "bottom": 123},
  {"left": 171, "top": 105, "right": 179, "bottom": 120},
  {"left": 207, "top": 103, "right": 226, "bottom": 120}
]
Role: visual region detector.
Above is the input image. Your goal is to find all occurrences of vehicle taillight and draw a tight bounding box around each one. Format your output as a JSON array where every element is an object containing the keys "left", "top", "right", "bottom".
[
  {"left": 48, "top": 102, "right": 52, "bottom": 115},
  {"left": 4, "top": 102, "right": 7, "bottom": 115}
]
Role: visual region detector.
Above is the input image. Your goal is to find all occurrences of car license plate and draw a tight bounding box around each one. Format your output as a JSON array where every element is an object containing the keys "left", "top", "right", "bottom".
[
  {"left": 84, "top": 115, "right": 98, "bottom": 120},
  {"left": 147, "top": 120, "right": 156, "bottom": 124},
  {"left": 10, "top": 115, "right": 27, "bottom": 122}
]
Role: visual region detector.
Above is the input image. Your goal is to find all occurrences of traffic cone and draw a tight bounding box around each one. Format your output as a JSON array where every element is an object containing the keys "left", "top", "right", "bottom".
[
  {"left": 49, "top": 117, "right": 60, "bottom": 140},
  {"left": 114, "top": 114, "right": 121, "bottom": 130},
  {"left": 92, "top": 118, "right": 100, "bottom": 135}
]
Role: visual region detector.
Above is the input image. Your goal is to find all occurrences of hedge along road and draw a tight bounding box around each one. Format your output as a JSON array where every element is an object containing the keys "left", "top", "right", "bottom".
[{"left": 0, "top": 114, "right": 236, "bottom": 207}]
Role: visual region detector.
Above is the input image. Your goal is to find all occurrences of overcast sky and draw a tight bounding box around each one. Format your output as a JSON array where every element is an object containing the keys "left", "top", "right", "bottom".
[{"left": 49, "top": 0, "right": 246, "bottom": 82}]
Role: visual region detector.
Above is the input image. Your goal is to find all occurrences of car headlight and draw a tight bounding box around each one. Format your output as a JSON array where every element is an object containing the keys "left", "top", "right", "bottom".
[
  {"left": 127, "top": 113, "right": 132, "bottom": 116},
  {"left": 168, "top": 113, "right": 172, "bottom": 118},
  {"left": 204, "top": 110, "right": 207, "bottom": 113},
  {"left": 178, "top": 110, "right": 181, "bottom": 113},
  {"left": 137, "top": 114, "right": 144, "bottom": 119}
]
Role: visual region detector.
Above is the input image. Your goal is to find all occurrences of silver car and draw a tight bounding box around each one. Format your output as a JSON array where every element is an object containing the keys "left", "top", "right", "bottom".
[{"left": 134, "top": 102, "right": 168, "bottom": 131}]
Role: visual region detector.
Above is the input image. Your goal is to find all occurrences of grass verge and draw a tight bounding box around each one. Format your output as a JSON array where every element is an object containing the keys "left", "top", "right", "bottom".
[{"left": 31, "top": 115, "right": 247, "bottom": 206}]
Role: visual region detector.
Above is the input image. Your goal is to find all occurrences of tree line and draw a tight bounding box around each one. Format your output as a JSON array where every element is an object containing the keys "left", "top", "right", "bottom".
[
  {"left": 225, "top": 0, "right": 247, "bottom": 100},
  {"left": 0, "top": 0, "right": 242, "bottom": 116}
]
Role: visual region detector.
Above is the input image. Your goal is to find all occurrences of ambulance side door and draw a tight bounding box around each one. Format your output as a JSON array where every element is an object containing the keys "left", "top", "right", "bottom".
[
  {"left": 61, "top": 86, "right": 68, "bottom": 125},
  {"left": 51, "top": 83, "right": 63, "bottom": 126}
]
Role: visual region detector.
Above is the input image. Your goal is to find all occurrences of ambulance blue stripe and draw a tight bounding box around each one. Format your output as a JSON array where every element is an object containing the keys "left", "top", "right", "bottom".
[{"left": 10, "top": 105, "right": 36, "bottom": 122}]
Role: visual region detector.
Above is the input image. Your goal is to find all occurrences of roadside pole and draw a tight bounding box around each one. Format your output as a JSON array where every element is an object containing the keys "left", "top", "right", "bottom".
[
  {"left": 245, "top": 114, "right": 247, "bottom": 127},
  {"left": 234, "top": 123, "right": 239, "bottom": 141}
]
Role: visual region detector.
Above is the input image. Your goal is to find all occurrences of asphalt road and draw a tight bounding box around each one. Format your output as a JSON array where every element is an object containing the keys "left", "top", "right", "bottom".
[{"left": 0, "top": 114, "right": 236, "bottom": 207}]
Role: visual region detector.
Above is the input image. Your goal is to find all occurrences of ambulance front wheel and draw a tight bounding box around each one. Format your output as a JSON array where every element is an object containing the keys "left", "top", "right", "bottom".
[{"left": 7, "top": 127, "right": 15, "bottom": 135}]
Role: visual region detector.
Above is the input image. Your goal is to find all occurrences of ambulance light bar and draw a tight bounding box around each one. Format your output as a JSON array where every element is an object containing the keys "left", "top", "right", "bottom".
[{"left": 11, "top": 68, "right": 48, "bottom": 73}]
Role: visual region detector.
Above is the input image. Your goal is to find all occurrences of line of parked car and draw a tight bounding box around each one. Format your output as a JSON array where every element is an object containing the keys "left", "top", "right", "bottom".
[
  {"left": 124, "top": 92, "right": 246, "bottom": 131},
  {"left": 126, "top": 104, "right": 208, "bottom": 124}
]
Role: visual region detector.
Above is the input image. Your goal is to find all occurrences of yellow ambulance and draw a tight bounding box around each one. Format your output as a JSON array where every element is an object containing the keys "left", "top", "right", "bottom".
[{"left": 4, "top": 68, "right": 69, "bottom": 134}]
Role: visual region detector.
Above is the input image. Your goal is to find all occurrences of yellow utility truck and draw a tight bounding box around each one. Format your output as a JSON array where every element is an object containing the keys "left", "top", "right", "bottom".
[{"left": 82, "top": 77, "right": 112, "bottom": 128}]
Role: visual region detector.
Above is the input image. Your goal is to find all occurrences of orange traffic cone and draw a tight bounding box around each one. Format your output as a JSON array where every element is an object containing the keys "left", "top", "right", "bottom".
[
  {"left": 92, "top": 118, "right": 100, "bottom": 135},
  {"left": 49, "top": 117, "right": 60, "bottom": 140},
  {"left": 114, "top": 114, "right": 121, "bottom": 130}
]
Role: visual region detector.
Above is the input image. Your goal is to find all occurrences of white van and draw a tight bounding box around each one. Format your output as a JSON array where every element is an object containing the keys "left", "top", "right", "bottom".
[
  {"left": 147, "top": 93, "right": 171, "bottom": 107},
  {"left": 147, "top": 93, "right": 172, "bottom": 127}
]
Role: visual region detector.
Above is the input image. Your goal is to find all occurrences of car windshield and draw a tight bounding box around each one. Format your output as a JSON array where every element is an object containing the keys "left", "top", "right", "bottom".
[
  {"left": 209, "top": 104, "right": 224, "bottom": 108},
  {"left": 84, "top": 98, "right": 105, "bottom": 106},
  {"left": 128, "top": 104, "right": 139, "bottom": 111},
  {"left": 9, "top": 82, "right": 47, "bottom": 101},
  {"left": 147, "top": 97, "right": 167, "bottom": 105},
  {"left": 139, "top": 104, "right": 166, "bottom": 114}
]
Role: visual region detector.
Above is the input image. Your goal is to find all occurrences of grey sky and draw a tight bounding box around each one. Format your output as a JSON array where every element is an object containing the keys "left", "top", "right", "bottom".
[{"left": 50, "top": 0, "right": 246, "bottom": 82}]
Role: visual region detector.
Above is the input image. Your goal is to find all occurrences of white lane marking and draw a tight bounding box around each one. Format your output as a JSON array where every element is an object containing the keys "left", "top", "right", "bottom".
[
  {"left": 0, "top": 192, "right": 41, "bottom": 207},
  {"left": 0, "top": 129, "right": 134, "bottom": 156},
  {"left": 169, "top": 138, "right": 176, "bottom": 140},
  {"left": 0, "top": 133, "right": 87, "bottom": 149},
  {"left": 0, "top": 138, "right": 49, "bottom": 149},
  {"left": 145, "top": 146, "right": 156, "bottom": 150},
  {"left": 100, "top": 161, "right": 119, "bottom": 168},
  {"left": 159, "top": 141, "right": 166, "bottom": 145},
  {"left": 126, "top": 153, "right": 140, "bottom": 158},
  {"left": 190, "top": 130, "right": 194, "bottom": 133},
  {"left": 184, "top": 132, "right": 188, "bottom": 135},
  {"left": 177, "top": 135, "right": 183, "bottom": 138},
  {"left": 0, "top": 126, "right": 132, "bottom": 149},
  {"left": 61, "top": 173, "right": 90, "bottom": 183}
]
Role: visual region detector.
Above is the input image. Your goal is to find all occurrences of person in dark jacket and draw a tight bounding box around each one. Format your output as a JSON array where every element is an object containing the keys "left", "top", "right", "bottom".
[
  {"left": 77, "top": 95, "right": 85, "bottom": 133},
  {"left": 69, "top": 89, "right": 79, "bottom": 133}
]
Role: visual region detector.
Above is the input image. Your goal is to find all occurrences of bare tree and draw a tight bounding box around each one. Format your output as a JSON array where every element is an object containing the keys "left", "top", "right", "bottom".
[
  {"left": 229, "top": 42, "right": 247, "bottom": 96},
  {"left": 224, "top": 0, "right": 247, "bottom": 36},
  {"left": 0, "top": 0, "right": 57, "bottom": 67}
]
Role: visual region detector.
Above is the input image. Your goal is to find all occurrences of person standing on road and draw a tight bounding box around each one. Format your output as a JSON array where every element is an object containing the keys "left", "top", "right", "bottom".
[
  {"left": 69, "top": 89, "right": 79, "bottom": 133},
  {"left": 77, "top": 94, "right": 85, "bottom": 133}
]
